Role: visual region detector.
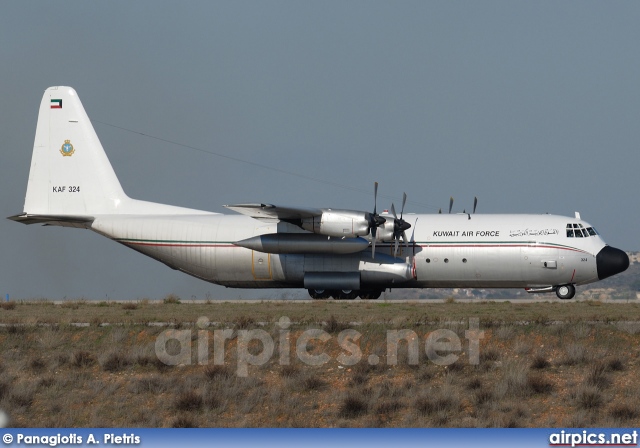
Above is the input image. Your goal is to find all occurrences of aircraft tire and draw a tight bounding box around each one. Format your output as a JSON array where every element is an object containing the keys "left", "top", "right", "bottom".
[
  {"left": 555, "top": 284, "right": 576, "bottom": 300},
  {"left": 308, "top": 289, "right": 331, "bottom": 300},
  {"left": 335, "top": 290, "right": 358, "bottom": 300},
  {"left": 359, "top": 290, "right": 382, "bottom": 300}
]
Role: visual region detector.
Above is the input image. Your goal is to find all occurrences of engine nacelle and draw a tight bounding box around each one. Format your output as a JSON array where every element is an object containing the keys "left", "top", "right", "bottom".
[
  {"left": 301, "top": 210, "right": 370, "bottom": 238},
  {"left": 373, "top": 221, "right": 395, "bottom": 242}
]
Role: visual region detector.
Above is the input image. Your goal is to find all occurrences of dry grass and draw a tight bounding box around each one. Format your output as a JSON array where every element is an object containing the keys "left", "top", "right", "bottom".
[{"left": 0, "top": 301, "right": 639, "bottom": 427}]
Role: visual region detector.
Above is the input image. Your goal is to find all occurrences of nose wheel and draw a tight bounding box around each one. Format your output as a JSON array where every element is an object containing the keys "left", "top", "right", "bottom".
[{"left": 555, "top": 284, "right": 576, "bottom": 300}]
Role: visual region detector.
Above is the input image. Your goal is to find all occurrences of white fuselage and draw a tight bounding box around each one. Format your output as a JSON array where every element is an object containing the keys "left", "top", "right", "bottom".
[{"left": 89, "top": 211, "right": 605, "bottom": 290}]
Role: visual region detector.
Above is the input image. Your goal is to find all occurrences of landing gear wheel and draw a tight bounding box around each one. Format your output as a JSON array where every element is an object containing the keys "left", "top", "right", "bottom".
[
  {"left": 359, "top": 290, "right": 382, "bottom": 300},
  {"left": 308, "top": 289, "right": 331, "bottom": 300},
  {"left": 335, "top": 290, "right": 358, "bottom": 300},
  {"left": 555, "top": 284, "right": 576, "bottom": 300}
]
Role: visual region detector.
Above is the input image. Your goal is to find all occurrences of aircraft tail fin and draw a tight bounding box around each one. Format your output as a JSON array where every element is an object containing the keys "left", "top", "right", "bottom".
[
  {"left": 12, "top": 86, "right": 213, "bottom": 224},
  {"left": 22, "top": 86, "right": 128, "bottom": 217}
]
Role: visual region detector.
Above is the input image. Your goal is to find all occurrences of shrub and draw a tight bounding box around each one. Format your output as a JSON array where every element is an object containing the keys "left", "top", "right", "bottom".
[
  {"left": 474, "top": 388, "right": 493, "bottom": 406},
  {"left": 562, "top": 343, "right": 588, "bottom": 366},
  {"left": 466, "top": 377, "right": 482, "bottom": 390},
  {"left": 527, "top": 373, "right": 554, "bottom": 395},
  {"left": 338, "top": 395, "right": 368, "bottom": 418},
  {"left": 497, "top": 361, "right": 529, "bottom": 398},
  {"left": 0, "top": 381, "right": 10, "bottom": 400},
  {"left": 606, "top": 357, "right": 625, "bottom": 372},
  {"left": 325, "top": 315, "right": 349, "bottom": 334},
  {"left": 279, "top": 364, "right": 300, "bottom": 378},
  {"left": 531, "top": 354, "right": 550, "bottom": 370},
  {"left": 122, "top": 303, "right": 138, "bottom": 310},
  {"left": 301, "top": 375, "right": 326, "bottom": 391},
  {"left": 609, "top": 402, "right": 638, "bottom": 422},
  {"left": 171, "top": 416, "right": 198, "bottom": 428},
  {"left": 575, "top": 386, "right": 604, "bottom": 410},
  {"left": 234, "top": 315, "right": 255, "bottom": 329},
  {"left": 415, "top": 392, "right": 459, "bottom": 416},
  {"left": 163, "top": 294, "right": 181, "bottom": 304},
  {"left": 204, "top": 365, "right": 233, "bottom": 380},
  {"left": 174, "top": 390, "right": 203, "bottom": 412},
  {"left": 101, "top": 351, "right": 132, "bottom": 372},
  {"left": 586, "top": 363, "right": 610, "bottom": 389},
  {"left": 1, "top": 301, "right": 16, "bottom": 310},
  {"left": 374, "top": 400, "right": 402, "bottom": 415},
  {"left": 71, "top": 350, "right": 96, "bottom": 368}
]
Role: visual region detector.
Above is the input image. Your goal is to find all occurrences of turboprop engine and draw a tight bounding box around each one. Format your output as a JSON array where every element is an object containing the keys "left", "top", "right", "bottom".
[{"left": 300, "top": 210, "right": 378, "bottom": 238}]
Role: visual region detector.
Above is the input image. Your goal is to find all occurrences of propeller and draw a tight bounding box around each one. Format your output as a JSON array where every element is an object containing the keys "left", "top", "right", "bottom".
[
  {"left": 367, "top": 182, "right": 386, "bottom": 258},
  {"left": 390, "top": 192, "right": 411, "bottom": 257},
  {"left": 409, "top": 217, "right": 418, "bottom": 279}
]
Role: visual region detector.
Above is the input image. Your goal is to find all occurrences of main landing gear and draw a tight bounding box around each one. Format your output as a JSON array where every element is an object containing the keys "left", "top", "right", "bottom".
[
  {"left": 307, "top": 289, "right": 383, "bottom": 300},
  {"left": 555, "top": 284, "right": 576, "bottom": 300}
]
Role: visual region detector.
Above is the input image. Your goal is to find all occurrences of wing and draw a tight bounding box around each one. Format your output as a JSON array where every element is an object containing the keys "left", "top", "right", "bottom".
[{"left": 223, "top": 203, "right": 323, "bottom": 220}]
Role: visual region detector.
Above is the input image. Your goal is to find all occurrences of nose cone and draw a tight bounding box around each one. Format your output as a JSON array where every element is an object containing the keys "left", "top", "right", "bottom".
[{"left": 596, "top": 246, "right": 630, "bottom": 280}]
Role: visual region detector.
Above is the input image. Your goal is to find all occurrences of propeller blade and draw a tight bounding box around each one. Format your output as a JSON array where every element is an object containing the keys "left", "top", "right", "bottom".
[
  {"left": 449, "top": 197, "right": 454, "bottom": 214},
  {"left": 402, "top": 231, "right": 409, "bottom": 248},
  {"left": 473, "top": 196, "right": 478, "bottom": 214},
  {"left": 390, "top": 193, "right": 411, "bottom": 257},
  {"left": 410, "top": 218, "right": 418, "bottom": 256},
  {"left": 373, "top": 182, "right": 378, "bottom": 216},
  {"left": 371, "top": 225, "right": 377, "bottom": 259}
]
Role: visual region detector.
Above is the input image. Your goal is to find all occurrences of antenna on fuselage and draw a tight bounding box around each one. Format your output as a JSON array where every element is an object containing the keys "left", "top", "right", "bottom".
[{"left": 448, "top": 197, "right": 454, "bottom": 214}]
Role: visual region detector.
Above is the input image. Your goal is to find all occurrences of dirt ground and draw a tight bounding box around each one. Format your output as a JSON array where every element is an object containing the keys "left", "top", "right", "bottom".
[{"left": 1, "top": 300, "right": 639, "bottom": 427}]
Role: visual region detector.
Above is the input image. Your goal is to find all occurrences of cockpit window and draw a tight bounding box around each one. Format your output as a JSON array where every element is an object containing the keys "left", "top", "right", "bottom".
[{"left": 566, "top": 223, "right": 597, "bottom": 238}]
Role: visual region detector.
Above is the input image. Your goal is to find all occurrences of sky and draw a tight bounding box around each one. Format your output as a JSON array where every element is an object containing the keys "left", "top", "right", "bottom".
[{"left": 1, "top": 1, "right": 639, "bottom": 300}]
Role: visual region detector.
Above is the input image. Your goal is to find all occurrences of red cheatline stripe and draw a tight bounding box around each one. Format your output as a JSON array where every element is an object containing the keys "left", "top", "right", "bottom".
[{"left": 120, "top": 241, "right": 234, "bottom": 248}]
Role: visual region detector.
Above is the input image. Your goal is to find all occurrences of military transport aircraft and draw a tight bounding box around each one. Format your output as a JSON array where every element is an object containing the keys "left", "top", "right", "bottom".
[{"left": 9, "top": 87, "right": 630, "bottom": 300}]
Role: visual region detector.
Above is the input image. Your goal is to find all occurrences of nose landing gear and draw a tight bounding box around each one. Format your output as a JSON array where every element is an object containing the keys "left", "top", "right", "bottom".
[{"left": 555, "top": 284, "right": 576, "bottom": 300}]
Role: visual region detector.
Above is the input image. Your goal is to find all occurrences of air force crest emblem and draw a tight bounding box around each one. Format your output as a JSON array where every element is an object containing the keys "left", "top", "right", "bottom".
[{"left": 60, "top": 140, "right": 75, "bottom": 157}]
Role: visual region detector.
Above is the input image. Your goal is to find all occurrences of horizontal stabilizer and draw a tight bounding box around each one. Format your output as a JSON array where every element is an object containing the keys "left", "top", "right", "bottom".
[{"left": 8, "top": 214, "right": 94, "bottom": 228}]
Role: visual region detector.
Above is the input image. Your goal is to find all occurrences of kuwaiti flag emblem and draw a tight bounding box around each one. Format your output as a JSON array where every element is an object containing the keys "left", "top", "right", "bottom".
[{"left": 51, "top": 99, "right": 62, "bottom": 109}]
